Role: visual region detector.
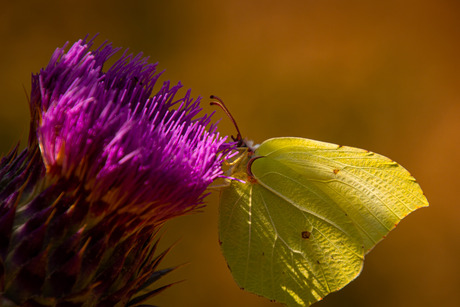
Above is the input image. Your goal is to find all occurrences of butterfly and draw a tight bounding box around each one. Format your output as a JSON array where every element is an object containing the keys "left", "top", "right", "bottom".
[{"left": 211, "top": 96, "right": 428, "bottom": 306}]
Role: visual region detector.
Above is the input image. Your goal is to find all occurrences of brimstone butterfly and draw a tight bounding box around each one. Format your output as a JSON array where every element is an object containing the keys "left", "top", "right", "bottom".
[{"left": 212, "top": 97, "right": 428, "bottom": 306}]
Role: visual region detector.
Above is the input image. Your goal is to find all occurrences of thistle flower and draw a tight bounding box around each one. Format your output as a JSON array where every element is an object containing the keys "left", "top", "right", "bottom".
[{"left": 0, "top": 38, "right": 235, "bottom": 306}]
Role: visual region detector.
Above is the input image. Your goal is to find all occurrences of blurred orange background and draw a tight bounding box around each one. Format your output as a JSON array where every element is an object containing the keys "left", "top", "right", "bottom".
[{"left": 1, "top": 1, "right": 459, "bottom": 306}]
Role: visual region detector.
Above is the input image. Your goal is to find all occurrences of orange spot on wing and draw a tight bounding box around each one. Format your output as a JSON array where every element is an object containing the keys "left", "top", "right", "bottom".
[{"left": 301, "top": 231, "right": 311, "bottom": 239}]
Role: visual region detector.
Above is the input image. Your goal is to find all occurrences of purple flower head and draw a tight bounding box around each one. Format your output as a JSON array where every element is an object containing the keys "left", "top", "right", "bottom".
[
  {"left": 0, "top": 37, "right": 236, "bottom": 305},
  {"left": 30, "top": 38, "right": 235, "bottom": 222}
]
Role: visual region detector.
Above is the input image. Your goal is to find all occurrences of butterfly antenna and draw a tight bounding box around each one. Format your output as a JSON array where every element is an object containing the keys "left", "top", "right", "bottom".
[{"left": 210, "top": 95, "right": 244, "bottom": 146}]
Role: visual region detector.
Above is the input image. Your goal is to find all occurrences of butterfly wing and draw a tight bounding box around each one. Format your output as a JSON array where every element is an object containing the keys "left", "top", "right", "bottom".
[{"left": 219, "top": 137, "right": 427, "bottom": 306}]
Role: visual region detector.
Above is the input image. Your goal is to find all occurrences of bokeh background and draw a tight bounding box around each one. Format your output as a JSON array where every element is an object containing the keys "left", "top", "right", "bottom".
[{"left": 1, "top": 1, "right": 459, "bottom": 306}]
